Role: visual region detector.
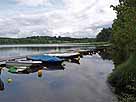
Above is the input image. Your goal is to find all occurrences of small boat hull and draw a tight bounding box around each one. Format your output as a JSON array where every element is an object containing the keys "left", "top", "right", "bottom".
[
  {"left": 44, "top": 52, "right": 81, "bottom": 59},
  {"left": 6, "top": 60, "right": 42, "bottom": 67},
  {"left": 27, "top": 55, "right": 64, "bottom": 66}
]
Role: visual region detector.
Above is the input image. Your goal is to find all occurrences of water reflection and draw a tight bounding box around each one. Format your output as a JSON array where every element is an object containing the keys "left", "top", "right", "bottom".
[
  {"left": 0, "top": 78, "right": 4, "bottom": 91},
  {"left": 0, "top": 45, "right": 93, "bottom": 58},
  {"left": 45, "top": 65, "right": 65, "bottom": 70},
  {"left": 7, "top": 65, "right": 65, "bottom": 75},
  {"left": 96, "top": 46, "right": 112, "bottom": 60},
  {"left": 0, "top": 53, "right": 115, "bottom": 102},
  {"left": 69, "top": 59, "right": 80, "bottom": 64},
  {"left": 20, "top": 66, "right": 44, "bottom": 74},
  {"left": 0, "top": 67, "right": 1, "bottom": 74},
  {"left": 0, "top": 64, "right": 65, "bottom": 91}
]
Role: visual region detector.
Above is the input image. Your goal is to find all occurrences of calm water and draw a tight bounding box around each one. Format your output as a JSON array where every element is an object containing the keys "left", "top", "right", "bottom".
[
  {"left": 0, "top": 44, "right": 95, "bottom": 58},
  {"left": 0, "top": 44, "right": 116, "bottom": 102}
]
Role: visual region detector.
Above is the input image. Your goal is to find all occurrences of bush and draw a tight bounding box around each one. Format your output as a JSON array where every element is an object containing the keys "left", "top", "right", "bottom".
[{"left": 108, "top": 54, "right": 136, "bottom": 101}]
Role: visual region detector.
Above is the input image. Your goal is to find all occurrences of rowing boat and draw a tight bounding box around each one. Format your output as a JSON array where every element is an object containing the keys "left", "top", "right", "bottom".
[
  {"left": 6, "top": 60, "right": 42, "bottom": 67},
  {"left": 44, "top": 52, "right": 80, "bottom": 59},
  {"left": 27, "top": 55, "right": 64, "bottom": 66}
]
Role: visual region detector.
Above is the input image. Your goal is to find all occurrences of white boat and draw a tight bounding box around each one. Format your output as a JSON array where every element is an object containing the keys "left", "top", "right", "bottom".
[
  {"left": 16, "top": 67, "right": 29, "bottom": 72},
  {"left": 6, "top": 60, "right": 42, "bottom": 67},
  {"left": 44, "top": 52, "right": 80, "bottom": 59}
]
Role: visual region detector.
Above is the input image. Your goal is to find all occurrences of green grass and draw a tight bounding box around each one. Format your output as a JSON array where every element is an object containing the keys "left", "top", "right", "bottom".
[
  {"left": 80, "top": 41, "right": 111, "bottom": 46},
  {"left": 108, "top": 54, "right": 136, "bottom": 102}
]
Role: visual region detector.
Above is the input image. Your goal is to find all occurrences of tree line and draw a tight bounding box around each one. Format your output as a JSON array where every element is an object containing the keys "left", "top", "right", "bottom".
[
  {"left": 0, "top": 36, "right": 96, "bottom": 44},
  {"left": 0, "top": 28, "right": 112, "bottom": 45}
]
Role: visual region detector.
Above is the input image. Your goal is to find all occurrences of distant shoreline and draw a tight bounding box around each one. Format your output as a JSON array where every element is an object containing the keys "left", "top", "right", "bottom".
[{"left": 0, "top": 42, "right": 111, "bottom": 48}]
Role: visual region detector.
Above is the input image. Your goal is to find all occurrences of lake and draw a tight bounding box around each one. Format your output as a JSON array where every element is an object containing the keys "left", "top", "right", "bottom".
[
  {"left": 0, "top": 44, "right": 116, "bottom": 102},
  {"left": 0, "top": 44, "right": 95, "bottom": 58}
]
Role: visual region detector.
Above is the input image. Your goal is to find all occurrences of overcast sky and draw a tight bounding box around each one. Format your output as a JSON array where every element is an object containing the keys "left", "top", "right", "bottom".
[{"left": 0, "top": 0, "right": 119, "bottom": 38}]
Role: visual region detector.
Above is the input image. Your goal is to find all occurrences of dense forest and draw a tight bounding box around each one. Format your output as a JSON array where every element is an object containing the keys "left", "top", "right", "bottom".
[
  {"left": 96, "top": 28, "right": 112, "bottom": 42},
  {"left": 108, "top": 0, "right": 136, "bottom": 101},
  {"left": 0, "top": 36, "right": 96, "bottom": 44}
]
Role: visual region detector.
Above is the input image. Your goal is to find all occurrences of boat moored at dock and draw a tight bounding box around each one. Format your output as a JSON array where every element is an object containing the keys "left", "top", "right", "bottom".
[
  {"left": 6, "top": 60, "right": 42, "bottom": 67},
  {"left": 27, "top": 55, "right": 64, "bottom": 66},
  {"left": 44, "top": 52, "right": 81, "bottom": 59}
]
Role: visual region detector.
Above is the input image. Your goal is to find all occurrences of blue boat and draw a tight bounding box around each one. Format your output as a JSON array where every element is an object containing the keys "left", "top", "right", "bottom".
[{"left": 27, "top": 55, "right": 64, "bottom": 66}]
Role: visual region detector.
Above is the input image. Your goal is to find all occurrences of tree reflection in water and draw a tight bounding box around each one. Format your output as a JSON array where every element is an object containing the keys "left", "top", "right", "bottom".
[{"left": 0, "top": 78, "right": 4, "bottom": 91}]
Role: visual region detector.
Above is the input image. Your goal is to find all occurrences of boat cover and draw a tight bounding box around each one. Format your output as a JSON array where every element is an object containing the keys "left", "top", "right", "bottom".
[{"left": 8, "top": 66, "right": 17, "bottom": 73}]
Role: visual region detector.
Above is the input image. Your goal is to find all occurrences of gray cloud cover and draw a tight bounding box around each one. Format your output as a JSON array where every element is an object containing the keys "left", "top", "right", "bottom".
[{"left": 0, "top": 0, "right": 119, "bottom": 38}]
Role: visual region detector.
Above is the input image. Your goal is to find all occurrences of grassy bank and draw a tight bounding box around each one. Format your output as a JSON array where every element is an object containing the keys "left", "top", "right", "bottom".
[
  {"left": 70, "top": 41, "right": 111, "bottom": 46},
  {"left": 108, "top": 54, "right": 136, "bottom": 102},
  {"left": 89, "top": 41, "right": 111, "bottom": 46}
]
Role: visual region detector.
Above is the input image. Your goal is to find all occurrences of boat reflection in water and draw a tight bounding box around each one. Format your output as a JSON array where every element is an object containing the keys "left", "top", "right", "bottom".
[
  {"left": 69, "top": 58, "right": 80, "bottom": 64},
  {"left": 7, "top": 64, "right": 65, "bottom": 75},
  {"left": 0, "top": 67, "right": 4, "bottom": 91},
  {"left": 0, "top": 64, "right": 65, "bottom": 91}
]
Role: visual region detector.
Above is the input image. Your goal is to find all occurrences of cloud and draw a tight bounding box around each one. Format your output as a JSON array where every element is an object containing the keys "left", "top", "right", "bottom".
[
  {"left": 16, "top": 0, "right": 49, "bottom": 6},
  {"left": 0, "top": 0, "right": 119, "bottom": 38}
]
